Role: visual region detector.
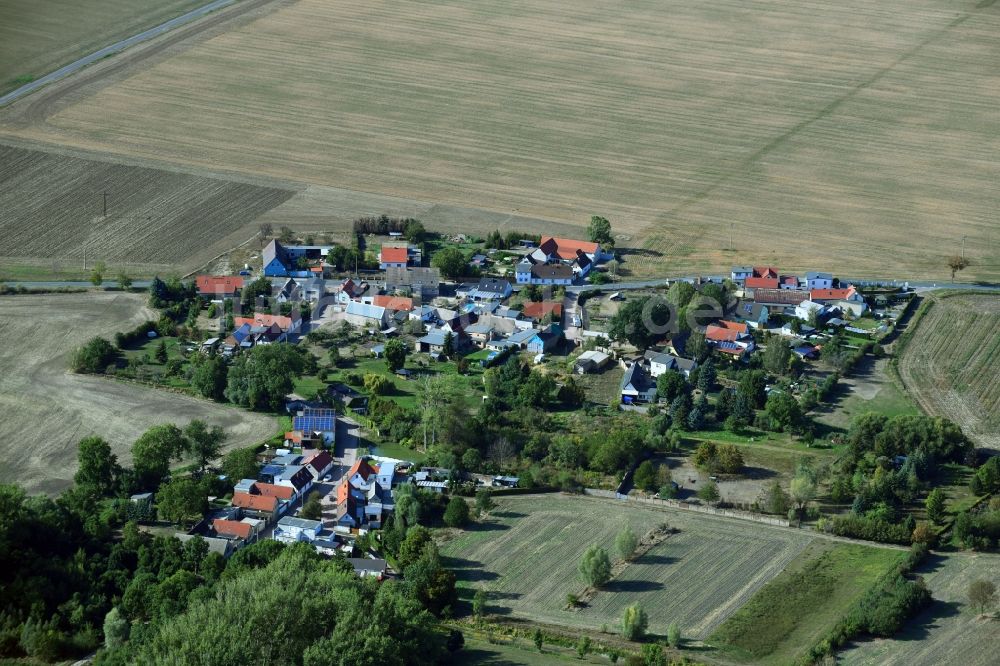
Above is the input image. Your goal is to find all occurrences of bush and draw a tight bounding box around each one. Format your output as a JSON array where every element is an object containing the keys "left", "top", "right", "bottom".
[
  {"left": 830, "top": 514, "right": 912, "bottom": 545},
  {"left": 621, "top": 604, "right": 648, "bottom": 640},
  {"left": 72, "top": 336, "right": 117, "bottom": 373},
  {"left": 578, "top": 546, "right": 612, "bottom": 588},
  {"left": 443, "top": 497, "right": 470, "bottom": 528}
]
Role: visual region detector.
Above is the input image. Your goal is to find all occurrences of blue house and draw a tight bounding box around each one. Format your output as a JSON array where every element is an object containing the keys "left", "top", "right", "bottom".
[{"left": 263, "top": 240, "right": 291, "bottom": 277}]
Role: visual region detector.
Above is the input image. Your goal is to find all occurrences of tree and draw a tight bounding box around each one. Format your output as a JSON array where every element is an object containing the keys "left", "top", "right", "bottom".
[
  {"left": 667, "top": 622, "right": 681, "bottom": 648},
  {"left": 578, "top": 546, "right": 612, "bottom": 588},
  {"left": 698, "top": 480, "right": 720, "bottom": 502},
  {"left": 577, "top": 636, "right": 592, "bottom": 659},
  {"left": 667, "top": 281, "right": 696, "bottom": 309},
  {"left": 183, "top": 420, "right": 224, "bottom": 474},
  {"left": 103, "top": 607, "right": 129, "bottom": 649},
  {"left": 621, "top": 604, "right": 648, "bottom": 640},
  {"left": 947, "top": 255, "right": 969, "bottom": 280},
  {"left": 533, "top": 628, "right": 544, "bottom": 652},
  {"left": 765, "top": 392, "right": 802, "bottom": 432},
  {"left": 90, "top": 260, "right": 106, "bottom": 286},
  {"left": 364, "top": 373, "right": 390, "bottom": 395},
  {"left": 968, "top": 580, "right": 996, "bottom": 614},
  {"left": 431, "top": 247, "right": 467, "bottom": 279},
  {"left": 789, "top": 474, "right": 816, "bottom": 510},
  {"left": 475, "top": 489, "right": 494, "bottom": 515},
  {"left": 191, "top": 354, "right": 228, "bottom": 401},
  {"left": 642, "top": 644, "right": 666, "bottom": 666},
  {"left": 222, "top": 447, "right": 259, "bottom": 483},
  {"left": 656, "top": 371, "right": 687, "bottom": 403},
  {"left": 633, "top": 460, "right": 657, "bottom": 492},
  {"left": 74, "top": 436, "right": 120, "bottom": 497},
  {"left": 697, "top": 358, "right": 716, "bottom": 392},
  {"left": 384, "top": 338, "right": 407, "bottom": 372},
  {"left": 72, "top": 336, "right": 117, "bottom": 373},
  {"left": 472, "top": 588, "right": 487, "bottom": 620},
  {"left": 443, "top": 497, "right": 470, "bottom": 528},
  {"left": 608, "top": 297, "right": 672, "bottom": 349},
  {"left": 155, "top": 339, "right": 169, "bottom": 364},
  {"left": 301, "top": 491, "right": 323, "bottom": 520},
  {"left": 132, "top": 424, "right": 189, "bottom": 489},
  {"left": 442, "top": 331, "right": 455, "bottom": 358},
  {"left": 588, "top": 215, "right": 614, "bottom": 247},
  {"left": 117, "top": 272, "right": 133, "bottom": 290},
  {"left": 925, "top": 488, "right": 946, "bottom": 524},
  {"left": 760, "top": 481, "right": 790, "bottom": 515},
  {"left": 615, "top": 526, "right": 639, "bottom": 561},
  {"left": 225, "top": 343, "right": 305, "bottom": 411},
  {"left": 156, "top": 477, "right": 207, "bottom": 527},
  {"left": 763, "top": 340, "right": 791, "bottom": 375}
]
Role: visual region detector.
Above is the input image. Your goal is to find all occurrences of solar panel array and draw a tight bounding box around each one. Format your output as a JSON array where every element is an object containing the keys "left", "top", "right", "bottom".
[{"left": 293, "top": 408, "right": 336, "bottom": 432}]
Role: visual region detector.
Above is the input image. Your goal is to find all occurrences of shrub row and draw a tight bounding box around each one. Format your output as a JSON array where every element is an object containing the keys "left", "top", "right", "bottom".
[{"left": 829, "top": 514, "right": 913, "bottom": 545}]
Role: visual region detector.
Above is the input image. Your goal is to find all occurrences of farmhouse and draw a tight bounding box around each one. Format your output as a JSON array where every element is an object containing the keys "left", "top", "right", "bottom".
[
  {"left": 385, "top": 266, "right": 440, "bottom": 298},
  {"left": 274, "top": 516, "right": 323, "bottom": 544},
  {"left": 805, "top": 272, "right": 834, "bottom": 290},
  {"left": 196, "top": 275, "right": 243, "bottom": 298},
  {"left": 521, "top": 300, "right": 563, "bottom": 322},
  {"left": 292, "top": 407, "right": 337, "bottom": 447},
  {"left": 751, "top": 288, "right": 811, "bottom": 308},
  {"left": 734, "top": 300, "right": 772, "bottom": 329},
  {"left": 378, "top": 246, "right": 409, "bottom": 270},
  {"left": 644, "top": 350, "right": 697, "bottom": 378},
  {"left": 372, "top": 294, "right": 414, "bottom": 312},
  {"left": 469, "top": 277, "right": 513, "bottom": 301}
]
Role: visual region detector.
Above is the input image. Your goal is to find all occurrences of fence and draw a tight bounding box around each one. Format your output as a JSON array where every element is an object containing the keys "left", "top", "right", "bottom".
[{"left": 583, "top": 488, "right": 790, "bottom": 527}]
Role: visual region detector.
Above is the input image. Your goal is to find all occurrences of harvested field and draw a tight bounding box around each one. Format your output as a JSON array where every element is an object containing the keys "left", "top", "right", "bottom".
[
  {"left": 897, "top": 293, "right": 1000, "bottom": 450},
  {"left": 0, "top": 0, "right": 210, "bottom": 95},
  {"left": 2, "top": 0, "right": 998, "bottom": 279},
  {"left": 839, "top": 552, "right": 1000, "bottom": 666},
  {"left": 439, "top": 493, "right": 814, "bottom": 638},
  {"left": 0, "top": 143, "right": 294, "bottom": 279},
  {"left": 0, "top": 292, "right": 276, "bottom": 495}
]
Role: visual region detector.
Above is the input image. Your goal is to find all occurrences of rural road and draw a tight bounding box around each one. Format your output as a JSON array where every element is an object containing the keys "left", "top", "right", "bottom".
[{"left": 0, "top": 0, "right": 236, "bottom": 107}]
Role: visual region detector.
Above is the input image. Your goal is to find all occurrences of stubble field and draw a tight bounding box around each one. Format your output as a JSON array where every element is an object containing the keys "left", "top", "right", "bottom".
[
  {"left": 839, "top": 552, "right": 1000, "bottom": 666},
  {"left": 0, "top": 0, "right": 210, "bottom": 94},
  {"left": 2, "top": 0, "right": 999, "bottom": 279},
  {"left": 897, "top": 293, "right": 1000, "bottom": 450},
  {"left": 0, "top": 291, "right": 276, "bottom": 495},
  {"left": 440, "top": 493, "right": 815, "bottom": 639},
  {"left": 0, "top": 143, "right": 294, "bottom": 280}
]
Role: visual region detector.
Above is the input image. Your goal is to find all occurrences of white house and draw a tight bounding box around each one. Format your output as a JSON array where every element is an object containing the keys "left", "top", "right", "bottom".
[
  {"left": 644, "top": 351, "right": 697, "bottom": 378},
  {"left": 273, "top": 516, "right": 323, "bottom": 544},
  {"left": 805, "top": 272, "right": 834, "bottom": 290},
  {"left": 795, "top": 300, "right": 826, "bottom": 322},
  {"left": 730, "top": 266, "right": 754, "bottom": 283},
  {"left": 378, "top": 246, "right": 409, "bottom": 270}
]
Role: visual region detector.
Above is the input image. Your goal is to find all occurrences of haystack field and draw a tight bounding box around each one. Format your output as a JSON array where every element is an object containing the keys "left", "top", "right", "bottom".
[
  {"left": 0, "top": 143, "right": 294, "bottom": 279},
  {"left": 897, "top": 292, "right": 1000, "bottom": 450},
  {"left": 0, "top": 292, "right": 276, "bottom": 495},
  {"left": 2, "top": 0, "right": 998, "bottom": 279},
  {"left": 0, "top": 0, "right": 210, "bottom": 95}
]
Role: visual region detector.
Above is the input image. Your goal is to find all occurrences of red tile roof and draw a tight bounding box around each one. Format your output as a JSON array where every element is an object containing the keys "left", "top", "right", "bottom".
[
  {"left": 284, "top": 431, "right": 303, "bottom": 444},
  {"left": 745, "top": 277, "right": 780, "bottom": 290},
  {"left": 752, "top": 266, "right": 779, "bottom": 279},
  {"left": 234, "top": 314, "right": 294, "bottom": 331},
  {"left": 232, "top": 492, "right": 277, "bottom": 512},
  {"left": 373, "top": 295, "right": 414, "bottom": 311},
  {"left": 751, "top": 289, "right": 811, "bottom": 306},
  {"left": 714, "top": 320, "right": 749, "bottom": 334},
  {"left": 348, "top": 459, "right": 375, "bottom": 481},
  {"left": 213, "top": 519, "right": 252, "bottom": 539},
  {"left": 336, "top": 480, "right": 349, "bottom": 503},
  {"left": 253, "top": 483, "right": 295, "bottom": 500},
  {"left": 810, "top": 287, "right": 858, "bottom": 301},
  {"left": 521, "top": 301, "right": 563, "bottom": 320},
  {"left": 196, "top": 275, "right": 244, "bottom": 295},
  {"left": 539, "top": 236, "right": 599, "bottom": 260},
  {"left": 706, "top": 325, "right": 742, "bottom": 342},
  {"left": 380, "top": 247, "right": 409, "bottom": 264}
]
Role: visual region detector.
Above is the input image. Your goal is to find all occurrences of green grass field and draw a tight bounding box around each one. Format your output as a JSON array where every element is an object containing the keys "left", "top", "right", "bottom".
[
  {"left": 708, "top": 541, "right": 906, "bottom": 664},
  {"left": 440, "top": 493, "right": 814, "bottom": 639}
]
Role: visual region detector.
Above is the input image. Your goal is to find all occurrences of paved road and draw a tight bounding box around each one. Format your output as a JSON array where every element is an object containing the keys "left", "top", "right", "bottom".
[
  {"left": 0, "top": 0, "right": 236, "bottom": 107},
  {"left": 3, "top": 280, "right": 153, "bottom": 289}
]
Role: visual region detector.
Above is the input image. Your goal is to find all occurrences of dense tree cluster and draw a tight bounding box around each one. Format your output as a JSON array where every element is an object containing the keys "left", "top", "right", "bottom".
[{"left": 224, "top": 343, "right": 306, "bottom": 411}]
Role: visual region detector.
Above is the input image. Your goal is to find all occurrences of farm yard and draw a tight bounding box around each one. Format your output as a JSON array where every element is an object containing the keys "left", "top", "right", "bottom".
[
  {"left": 2, "top": 0, "right": 999, "bottom": 280},
  {"left": 439, "top": 493, "right": 816, "bottom": 639},
  {"left": 0, "top": 291, "right": 276, "bottom": 495},
  {"left": 839, "top": 552, "right": 1000, "bottom": 666},
  {"left": 896, "top": 293, "right": 1000, "bottom": 450},
  {"left": 0, "top": 142, "right": 294, "bottom": 280},
  {"left": 0, "top": 0, "right": 211, "bottom": 95}
]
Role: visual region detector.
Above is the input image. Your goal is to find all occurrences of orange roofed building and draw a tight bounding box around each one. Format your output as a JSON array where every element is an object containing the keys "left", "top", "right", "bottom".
[{"left": 196, "top": 275, "right": 244, "bottom": 297}]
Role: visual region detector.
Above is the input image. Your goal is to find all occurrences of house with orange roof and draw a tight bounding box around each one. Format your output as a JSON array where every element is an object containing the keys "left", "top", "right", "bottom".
[
  {"left": 232, "top": 492, "right": 279, "bottom": 518},
  {"left": 373, "top": 294, "right": 414, "bottom": 312},
  {"left": 196, "top": 275, "right": 244, "bottom": 298},
  {"left": 705, "top": 320, "right": 755, "bottom": 353},
  {"left": 252, "top": 483, "right": 295, "bottom": 501},
  {"left": 379, "top": 246, "right": 410, "bottom": 270},
  {"left": 233, "top": 313, "right": 301, "bottom": 334},
  {"left": 521, "top": 301, "right": 563, "bottom": 322},
  {"left": 212, "top": 518, "right": 261, "bottom": 543}
]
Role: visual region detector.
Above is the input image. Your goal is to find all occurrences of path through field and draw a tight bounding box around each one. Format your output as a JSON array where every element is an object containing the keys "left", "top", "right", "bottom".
[{"left": 0, "top": 292, "right": 276, "bottom": 494}]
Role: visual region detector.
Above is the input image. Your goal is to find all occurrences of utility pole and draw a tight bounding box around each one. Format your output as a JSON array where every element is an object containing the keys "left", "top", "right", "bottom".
[
  {"left": 729, "top": 223, "right": 734, "bottom": 252},
  {"left": 962, "top": 235, "right": 967, "bottom": 259},
  {"left": 102, "top": 191, "right": 108, "bottom": 217}
]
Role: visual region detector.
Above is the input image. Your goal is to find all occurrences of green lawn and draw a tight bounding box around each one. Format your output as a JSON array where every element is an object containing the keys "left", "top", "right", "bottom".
[{"left": 708, "top": 541, "right": 906, "bottom": 664}]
